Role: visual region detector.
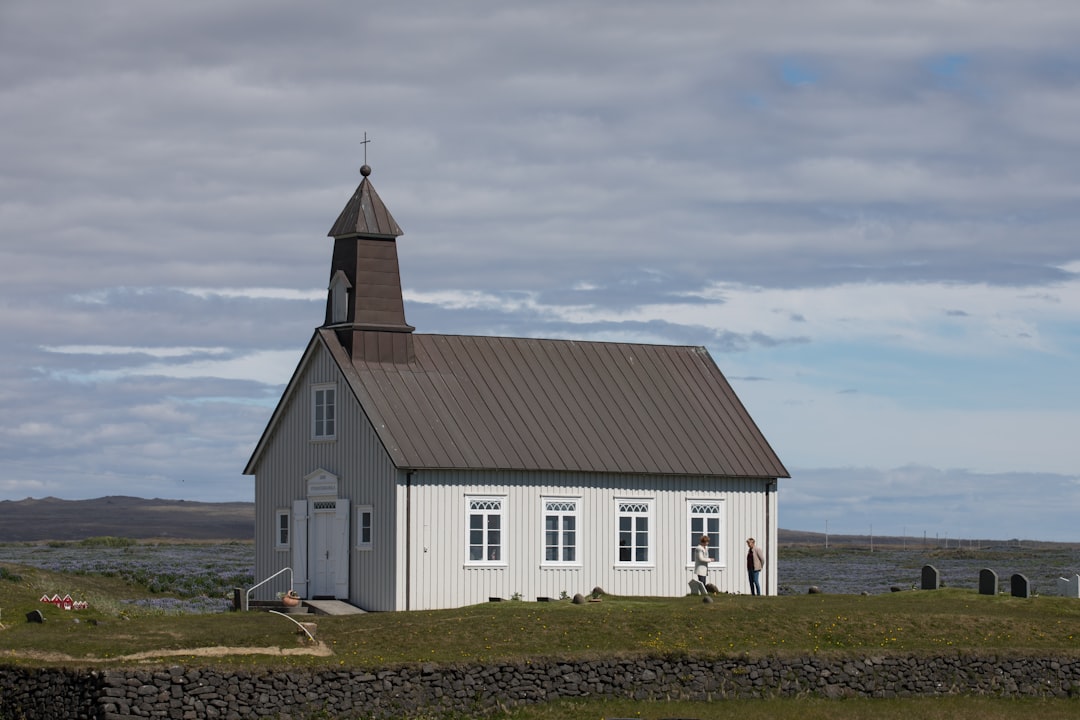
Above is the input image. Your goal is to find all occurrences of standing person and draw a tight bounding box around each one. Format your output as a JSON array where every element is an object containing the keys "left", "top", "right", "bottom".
[
  {"left": 746, "top": 537, "right": 765, "bottom": 595},
  {"left": 693, "top": 535, "right": 710, "bottom": 587}
]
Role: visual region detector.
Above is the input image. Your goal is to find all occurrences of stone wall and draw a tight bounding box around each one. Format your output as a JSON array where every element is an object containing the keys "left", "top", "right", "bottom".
[{"left": 3, "top": 654, "right": 1080, "bottom": 719}]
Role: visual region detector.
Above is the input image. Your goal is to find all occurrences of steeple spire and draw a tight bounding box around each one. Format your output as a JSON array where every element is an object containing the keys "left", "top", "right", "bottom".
[{"left": 324, "top": 162, "right": 414, "bottom": 363}]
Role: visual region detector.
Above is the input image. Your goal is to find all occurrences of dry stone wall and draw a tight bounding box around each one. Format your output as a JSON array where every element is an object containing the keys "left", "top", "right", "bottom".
[{"left": 3, "top": 654, "right": 1080, "bottom": 719}]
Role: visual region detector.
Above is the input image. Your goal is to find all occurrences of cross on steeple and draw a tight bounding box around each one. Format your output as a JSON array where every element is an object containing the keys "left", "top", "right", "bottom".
[{"left": 360, "top": 132, "right": 371, "bottom": 176}]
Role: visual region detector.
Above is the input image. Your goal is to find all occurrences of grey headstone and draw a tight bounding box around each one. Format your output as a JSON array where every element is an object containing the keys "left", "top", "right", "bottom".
[
  {"left": 572, "top": 593, "right": 586, "bottom": 605},
  {"left": 688, "top": 579, "right": 706, "bottom": 596},
  {"left": 807, "top": 585, "right": 821, "bottom": 594},
  {"left": 921, "top": 564, "right": 940, "bottom": 590},
  {"left": 979, "top": 568, "right": 998, "bottom": 596},
  {"left": 1010, "top": 573, "right": 1030, "bottom": 598},
  {"left": 25, "top": 609, "right": 44, "bottom": 623}
]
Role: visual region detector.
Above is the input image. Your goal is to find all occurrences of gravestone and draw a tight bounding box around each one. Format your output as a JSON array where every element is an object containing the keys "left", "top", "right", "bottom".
[
  {"left": 25, "top": 609, "right": 44, "bottom": 623},
  {"left": 1010, "top": 573, "right": 1030, "bottom": 598},
  {"left": 688, "top": 579, "right": 707, "bottom": 596},
  {"left": 1057, "top": 575, "right": 1080, "bottom": 598},
  {"left": 979, "top": 568, "right": 998, "bottom": 596},
  {"left": 921, "top": 564, "right": 940, "bottom": 590}
]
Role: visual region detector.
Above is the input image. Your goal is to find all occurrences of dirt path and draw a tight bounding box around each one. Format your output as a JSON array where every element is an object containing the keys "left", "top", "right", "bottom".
[{"left": 6, "top": 642, "right": 334, "bottom": 664}]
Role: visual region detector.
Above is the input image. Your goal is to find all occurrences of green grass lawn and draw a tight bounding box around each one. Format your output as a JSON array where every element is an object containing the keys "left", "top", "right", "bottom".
[
  {"left": 4, "top": 560, "right": 1080, "bottom": 667},
  {"left": 3, "top": 560, "right": 1080, "bottom": 718},
  {"left": 497, "top": 696, "right": 1080, "bottom": 720}
]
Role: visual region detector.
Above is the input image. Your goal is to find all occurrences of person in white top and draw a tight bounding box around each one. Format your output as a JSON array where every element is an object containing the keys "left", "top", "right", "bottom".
[{"left": 693, "top": 534, "right": 710, "bottom": 586}]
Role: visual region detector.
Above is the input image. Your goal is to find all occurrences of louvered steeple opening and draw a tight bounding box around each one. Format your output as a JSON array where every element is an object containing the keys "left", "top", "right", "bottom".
[{"left": 324, "top": 165, "right": 415, "bottom": 364}]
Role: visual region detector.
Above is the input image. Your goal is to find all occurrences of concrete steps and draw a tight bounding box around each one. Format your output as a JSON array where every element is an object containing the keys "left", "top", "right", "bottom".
[
  {"left": 244, "top": 598, "right": 364, "bottom": 616},
  {"left": 247, "top": 600, "right": 312, "bottom": 615},
  {"left": 303, "top": 599, "right": 366, "bottom": 616}
]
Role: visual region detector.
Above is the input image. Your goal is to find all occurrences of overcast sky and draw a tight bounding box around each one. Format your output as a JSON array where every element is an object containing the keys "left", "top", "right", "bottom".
[{"left": 2, "top": 1, "right": 1078, "bottom": 541}]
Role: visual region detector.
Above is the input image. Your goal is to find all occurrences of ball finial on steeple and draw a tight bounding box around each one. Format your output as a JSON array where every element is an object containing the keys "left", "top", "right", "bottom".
[{"left": 360, "top": 164, "right": 371, "bottom": 177}]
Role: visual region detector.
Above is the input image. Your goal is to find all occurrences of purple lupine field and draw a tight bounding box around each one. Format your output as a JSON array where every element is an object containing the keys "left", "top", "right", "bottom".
[{"left": 0, "top": 539, "right": 253, "bottom": 614}]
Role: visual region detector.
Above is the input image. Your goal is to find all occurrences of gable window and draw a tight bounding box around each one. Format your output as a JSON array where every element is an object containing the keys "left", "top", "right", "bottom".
[
  {"left": 357, "top": 505, "right": 373, "bottom": 550},
  {"left": 275, "top": 509, "right": 290, "bottom": 550},
  {"left": 616, "top": 499, "right": 653, "bottom": 565},
  {"left": 466, "top": 496, "right": 504, "bottom": 564},
  {"left": 541, "top": 497, "right": 580, "bottom": 565},
  {"left": 688, "top": 500, "right": 723, "bottom": 566},
  {"left": 312, "top": 384, "right": 336, "bottom": 440}
]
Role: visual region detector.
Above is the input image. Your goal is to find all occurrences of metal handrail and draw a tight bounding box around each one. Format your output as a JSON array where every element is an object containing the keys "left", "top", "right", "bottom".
[
  {"left": 245, "top": 567, "right": 293, "bottom": 611},
  {"left": 268, "top": 610, "right": 317, "bottom": 644}
]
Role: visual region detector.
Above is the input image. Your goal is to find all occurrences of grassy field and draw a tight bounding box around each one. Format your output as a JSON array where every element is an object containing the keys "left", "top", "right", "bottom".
[
  {"left": 496, "top": 696, "right": 1080, "bottom": 720},
  {"left": 3, "top": 559, "right": 1080, "bottom": 718},
  {"left": 4, "top": 559, "right": 1080, "bottom": 664}
]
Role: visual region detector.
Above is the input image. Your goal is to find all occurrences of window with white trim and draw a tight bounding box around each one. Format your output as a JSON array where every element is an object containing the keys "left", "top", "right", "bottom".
[
  {"left": 312, "top": 384, "right": 336, "bottom": 440},
  {"left": 466, "top": 496, "right": 504, "bottom": 564},
  {"left": 687, "top": 500, "right": 723, "bottom": 565},
  {"left": 275, "top": 509, "right": 290, "bottom": 550},
  {"left": 616, "top": 499, "right": 653, "bottom": 565},
  {"left": 542, "top": 497, "right": 580, "bottom": 565},
  {"left": 357, "top": 505, "right": 373, "bottom": 549}
]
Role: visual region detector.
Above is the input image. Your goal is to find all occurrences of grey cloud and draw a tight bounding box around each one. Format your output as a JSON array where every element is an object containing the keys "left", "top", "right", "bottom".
[{"left": 2, "top": 0, "right": 1079, "bottom": 512}]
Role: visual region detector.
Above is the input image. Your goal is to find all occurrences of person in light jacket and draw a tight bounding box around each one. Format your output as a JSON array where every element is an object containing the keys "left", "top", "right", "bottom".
[
  {"left": 746, "top": 537, "right": 765, "bottom": 595},
  {"left": 693, "top": 535, "right": 710, "bottom": 586}
]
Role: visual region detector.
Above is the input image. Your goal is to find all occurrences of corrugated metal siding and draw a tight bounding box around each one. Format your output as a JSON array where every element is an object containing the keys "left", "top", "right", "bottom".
[
  {"left": 325, "top": 331, "right": 788, "bottom": 480},
  {"left": 403, "top": 469, "right": 775, "bottom": 610},
  {"left": 251, "top": 340, "right": 401, "bottom": 610}
]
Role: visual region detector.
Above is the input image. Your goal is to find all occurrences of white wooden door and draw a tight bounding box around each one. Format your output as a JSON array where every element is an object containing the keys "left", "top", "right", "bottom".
[
  {"left": 310, "top": 502, "right": 334, "bottom": 597},
  {"left": 292, "top": 499, "right": 309, "bottom": 598},
  {"left": 309, "top": 499, "right": 350, "bottom": 599}
]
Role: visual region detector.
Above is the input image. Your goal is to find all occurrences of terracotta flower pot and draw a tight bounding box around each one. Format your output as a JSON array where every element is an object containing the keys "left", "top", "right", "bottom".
[{"left": 281, "top": 592, "right": 300, "bottom": 607}]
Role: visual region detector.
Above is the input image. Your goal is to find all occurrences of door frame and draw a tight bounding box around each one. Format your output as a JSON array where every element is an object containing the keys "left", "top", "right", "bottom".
[{"left": 293, "top": 469, "right": 350, "bottom": 600}]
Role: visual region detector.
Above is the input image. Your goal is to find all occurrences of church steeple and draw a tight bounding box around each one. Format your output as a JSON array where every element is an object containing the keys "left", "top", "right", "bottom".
[{"left": 324, "top": 164, "right": 415, "bottom": 363}]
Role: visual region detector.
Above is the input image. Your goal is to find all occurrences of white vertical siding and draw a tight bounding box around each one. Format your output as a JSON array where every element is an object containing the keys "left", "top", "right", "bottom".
[
  {"left": 403, "top": 470, "right": 777, "bottom": 610},
  {"left": 253, "top": 340, "right": 780, "bottom": 611},
  {"left": 251, "top": 339, "right": 400, "bottom": 610}
]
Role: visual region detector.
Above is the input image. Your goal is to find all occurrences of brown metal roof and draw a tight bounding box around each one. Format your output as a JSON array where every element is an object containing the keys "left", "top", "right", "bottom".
[
  {"left": 321, "top": 329, "right": 789, "bottom": 479},
  {"left": 328, "top": 177, "right": 403, "bottom": 239}
]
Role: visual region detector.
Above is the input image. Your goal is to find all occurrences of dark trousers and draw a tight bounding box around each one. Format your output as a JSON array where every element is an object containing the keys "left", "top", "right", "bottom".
[{"left": 748, "top": 569, "right": 761, "bottom": 595}]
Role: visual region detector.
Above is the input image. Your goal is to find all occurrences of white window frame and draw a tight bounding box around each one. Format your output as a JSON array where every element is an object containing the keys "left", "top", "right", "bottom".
[
  {"left": 541, "top": 497, "right": 581, "bottom": 567},
  {"left": 615, "top": 498, "right": 654, "bottom": 567},
  {"left": 311, "top": 383, "right": 337, "bottom": 440},
  {"left": 275, "top": 508, "right": 290, "bottom": 550},
  {"left": 356, "top": 504, "right": 373, "bottom": 550},
  {"left": 465, "top": 496, "right": 505, "bottom": 566},
  {"left": 687, "top": 499, "right": 725, "bottom": 568}
]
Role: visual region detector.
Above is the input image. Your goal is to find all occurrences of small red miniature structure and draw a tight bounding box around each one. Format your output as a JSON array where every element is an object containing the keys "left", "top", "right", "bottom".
[{"left": 40, "top": 593, "right": 89, "bottom": 610}]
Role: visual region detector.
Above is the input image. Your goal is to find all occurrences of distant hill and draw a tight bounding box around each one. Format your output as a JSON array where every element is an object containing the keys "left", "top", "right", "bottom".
[
  {"left": 0, "top": 496, "right": 254, "bottom": 542},
  {"left": 1, "top": 497, "right": 1071, "bottom": 547}
]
